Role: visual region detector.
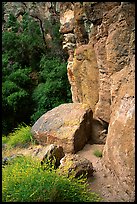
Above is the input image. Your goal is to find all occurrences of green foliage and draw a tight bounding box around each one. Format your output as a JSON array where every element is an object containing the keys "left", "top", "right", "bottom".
[
  {"left": 5, "top": 13, "right": 20, "bottom": 32},
  {"left": 2, "top": 11, "right": 71, "bottom": 135},
  {"left": 2, "top": 12, "right": 44, "bottom": 68},
  {"left": 31, "top": 57, "right": 72, "bottom": 123},
  {"left": 2, "top": 58, "right": 33, "bottom": 134},
  {"left": 2, "top": 156, "right": 101, "bottom": 202},
  {"left": 93, "top": 150, "right": 103, "bottom": 158},
  {"left": 2, "top": 136, "right": 9, "bottom": 144},
  {"left": 2, "top": 124, "right": 33, "bottom": 149}
]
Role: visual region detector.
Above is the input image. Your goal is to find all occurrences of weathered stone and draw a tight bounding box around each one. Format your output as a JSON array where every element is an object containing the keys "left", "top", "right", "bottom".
[
  {"left": 62, "top": 33, "right": 76, "bottom": 52},
  {"left": 59, "top": 2, "right": 74, "bottom": 33},
  {"left": 58, "top": 154, "right": 94, "bottom": 178},
  {"left": 69, "top": 44, "right": 99, "bottom": 113},
  {"left": 94, "top": 36, "right": 111, "bottom": 123},
  {"left": 3, "top": 2, "right": 135, "bottom": 201},
  {"left": 31, "top": 103, "right": 93, "bottom": 154},
  {"left": 85, "top": 2, "right": 121, "bottom": 25},
  {"left": 103, "top": 56, "right": 135, "bottom": 200},
  {"left": 59, "top": 9, "right": 74, "bottom": 34},
  {"left": 73, "top": 2, "right": 89, "bottom": 46},
  {"left": 40, "top": 144, "right": 65, "bottom": 168}
]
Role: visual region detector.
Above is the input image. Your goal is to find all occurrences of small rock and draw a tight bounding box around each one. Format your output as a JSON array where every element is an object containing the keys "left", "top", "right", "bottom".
[
  {"left": 106, "top": 185, "right": 111, "bottom": 188},
  {"left": 58, "top": 154, "right": 94, "bottom": 178},
  {"left": 103, "top": 173, "right": 107, "bottom": 178},
  {"left": 2, "top": 144, "right": 7, "bottom": 149},
  {"left": 41, "top": 144, "right": 65, "bottom": 169}
]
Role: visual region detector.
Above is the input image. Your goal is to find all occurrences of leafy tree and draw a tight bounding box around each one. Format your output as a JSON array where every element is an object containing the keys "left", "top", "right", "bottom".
[
  {"left": 2, "top": 57, "right": 33, "bottom": 134},
  {"left": 31, "top": 57, "right": 71, "bottom": 123},
  {"left": 2, "top": 10, "right": 72, "bottom": 135}
]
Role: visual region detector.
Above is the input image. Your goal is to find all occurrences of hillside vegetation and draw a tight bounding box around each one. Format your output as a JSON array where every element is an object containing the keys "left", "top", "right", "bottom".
[{"left": 2, "top": 11, "right": 71, "bottom": 135}]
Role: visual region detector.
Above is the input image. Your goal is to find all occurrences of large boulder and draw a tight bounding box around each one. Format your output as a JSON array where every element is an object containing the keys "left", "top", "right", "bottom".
[
  {"left": 31, "top": 103, "right": 93, "bottom": 154},
  {"left": 58, "top": 154, "right": 94, "bottom": 178}
]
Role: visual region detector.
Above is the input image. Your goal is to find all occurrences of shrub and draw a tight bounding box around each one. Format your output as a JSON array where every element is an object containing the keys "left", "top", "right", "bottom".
[
  {"left": 93, "top": 150, "right": 103, "bottom": 158},
  {"left": 3, "top": 124, "right": 34, "bottom": 149},
  {"left": 2, "top": 156, "right": 101, "bottom": 202}
]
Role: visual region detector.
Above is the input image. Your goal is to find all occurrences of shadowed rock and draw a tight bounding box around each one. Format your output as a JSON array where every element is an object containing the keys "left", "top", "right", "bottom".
[
  {"left": 58, "top": 154, "right": 94, "bottom": 178},
  {"left": 41, "top": 144, "right": 65, "bottom": 168}
]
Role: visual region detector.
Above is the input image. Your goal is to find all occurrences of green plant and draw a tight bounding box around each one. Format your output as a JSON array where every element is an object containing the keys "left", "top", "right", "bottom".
[
  {"left": 3, "top": 124, "right": 34, "bottom": 149},
  {"left": 2, "top": 63, "right": 33, "bottom": 135},
  {"left": 2, "top": 135, "right": 9, "bottom": 144},
  {"left": 2, "top": 11, "right": 71, "bottom": 135},
  {"left": 93, "top": 150, "right": 103, "bottom": 158},
  {"left": 2, "top": 156, "right": 101, "bottom": 202},
  {"left": 31, "top": 57, "right": 72, "bottom": 123}
]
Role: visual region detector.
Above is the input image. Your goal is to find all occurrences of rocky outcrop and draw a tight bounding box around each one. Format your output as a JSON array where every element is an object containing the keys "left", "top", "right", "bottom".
[
  {"left": 3, "top": 2, "right": 60, "bottom": 21},
  {"left": 59, "top": 2, "right": 135, "bottom": 201},
  {"left": 3, "top": 2, "right": 62, "bottom": 49},
  {"left": 3, "top": 2, "right": 135, "bottom": 201},
  {"left": 31, "top": 103, "right": 93, "bottom": 154},
  {"left": 58, "top": 154, "right": 94, "bottom": 178}
]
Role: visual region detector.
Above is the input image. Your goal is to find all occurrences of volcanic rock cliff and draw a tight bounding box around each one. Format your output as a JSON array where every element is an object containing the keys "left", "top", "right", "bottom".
[
  {"left": 3, "top": 2, "right": 135, "bottom": 202},
  {"left": 59, "top": 2, "right": 135, "bottom": 201}
]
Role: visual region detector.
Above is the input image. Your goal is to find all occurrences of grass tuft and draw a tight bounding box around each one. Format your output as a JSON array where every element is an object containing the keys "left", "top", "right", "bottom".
[
  {"left": 93, "top": 149, "right": 103, "bottom": 158},
  {"left": 2, "top": 124, "right": 34, "bottom": 149}
]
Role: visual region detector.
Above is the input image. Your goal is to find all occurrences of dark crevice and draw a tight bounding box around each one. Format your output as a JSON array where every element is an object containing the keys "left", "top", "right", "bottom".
[
  {"left": 89, "top": 117, "right": 109, "bottom": 145},
  {"left": 98, "top": 117, "right": 109, "bottom": 134}
]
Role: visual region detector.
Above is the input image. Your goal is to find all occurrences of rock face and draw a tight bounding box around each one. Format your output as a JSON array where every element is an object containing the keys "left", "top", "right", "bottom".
[
  {"left": 59, "top": 2, "right": 135, "bottom": 201},
  {"left": 59, "top": 154, "right": 94, "bottom": 178},
  {"left": 70, "top": 44, "right": 99, "bottom": 110},
  {"left": 31, "top": 103, "right": 93, "bottom": 154},
  {"left": 3, "top": 2, "right": 60, "bottom": 21},
  {"left": 91, "top": 118, "right": 108, "bottom": 144},
  {"left": 103, "top": 56, "right": 135, "bottom": 199}
]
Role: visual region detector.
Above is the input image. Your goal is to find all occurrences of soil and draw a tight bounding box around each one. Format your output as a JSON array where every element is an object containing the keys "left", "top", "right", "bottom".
[
  {"left": 2, "top": 143, "right": 131, "bottom": 202},
  {"left": 77, "top": 144, "right": 130, "bottom": 202}
]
